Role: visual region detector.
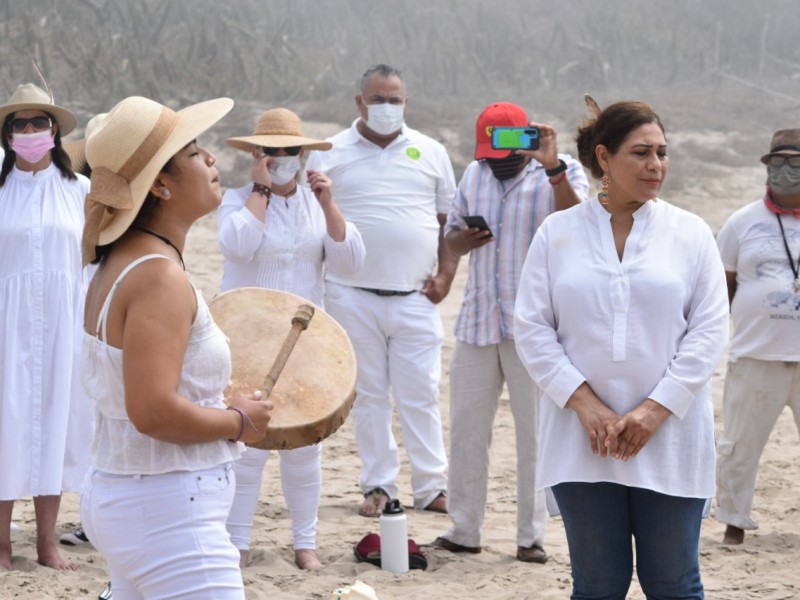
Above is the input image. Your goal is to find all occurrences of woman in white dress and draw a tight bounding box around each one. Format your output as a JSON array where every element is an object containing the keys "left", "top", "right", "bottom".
[
  {"left": 0, "top": 83, "right": 90, "bottom": 571},
  {"left": 219, "top": 108, "right": 365, "bottom": 570}
]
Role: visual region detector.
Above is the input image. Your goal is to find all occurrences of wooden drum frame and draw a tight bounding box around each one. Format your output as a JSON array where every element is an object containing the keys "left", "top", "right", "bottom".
[{"left": 209, "top": 287, "right": 357, "bottom": 450}]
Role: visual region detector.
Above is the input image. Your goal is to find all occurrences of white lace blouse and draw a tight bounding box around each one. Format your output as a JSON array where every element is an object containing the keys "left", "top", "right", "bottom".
[{"left": 81, "top": 255, "right": 240, "bottom": 475}]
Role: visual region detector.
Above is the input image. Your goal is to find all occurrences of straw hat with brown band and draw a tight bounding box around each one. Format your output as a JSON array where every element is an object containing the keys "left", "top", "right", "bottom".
[
  {"left": 81, "top": 95, "right": 233, "bottom": 266},
  {"left": 225, "top": 107, "right": 332, "bottom": 153},
  {"left": 63, "top": 112, "right": 108, "bottom": 173},
  {"left": 0, "top": 83, "right": 77, "bottom": 136}
]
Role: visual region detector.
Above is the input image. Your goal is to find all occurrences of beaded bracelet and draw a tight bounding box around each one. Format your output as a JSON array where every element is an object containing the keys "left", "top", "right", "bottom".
[
  {"left": 226, "top": 406, "right": 259, "bottom": 442},
  {"left": 251, "top": 182, "right": 272, "bottom": 205}
]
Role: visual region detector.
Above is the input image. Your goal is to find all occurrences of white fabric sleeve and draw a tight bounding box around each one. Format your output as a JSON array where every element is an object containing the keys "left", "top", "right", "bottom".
[
  {"left": 513, "top": 222, "right": 587, "bottom": 408},
  {"left": 648, "top": 224, "right": 730, "bottom": 419},
  {"left": 715, "top": 215, "right": 740, "bottom": 273},
  {"left": 322, "top": 221, "right": 366, "bottom": 278},
  {"left": 217, "top": 188, "right": 265, "bottom": 262}
]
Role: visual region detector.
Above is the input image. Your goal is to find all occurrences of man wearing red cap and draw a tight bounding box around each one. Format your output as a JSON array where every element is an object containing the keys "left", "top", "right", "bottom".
[
  {"left": 715, "top": 128, "right": 800, "bottom": 545},
  {"left": 431, "top": 102, "right": 588, "bottom": 562}
]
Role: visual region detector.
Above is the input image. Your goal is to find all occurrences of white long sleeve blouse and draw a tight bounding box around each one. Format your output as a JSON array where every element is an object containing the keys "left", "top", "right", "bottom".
[
  {"left": 514, "top": 199, "right": 729, "bottom": 498},
  {"left": 217, "top": 184, "right": 365, "bottom": 304}
]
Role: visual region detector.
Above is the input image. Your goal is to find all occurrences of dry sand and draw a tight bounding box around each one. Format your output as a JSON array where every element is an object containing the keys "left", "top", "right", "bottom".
[{"left": 3, "top": 133, "right": 799, "bottom": 599}]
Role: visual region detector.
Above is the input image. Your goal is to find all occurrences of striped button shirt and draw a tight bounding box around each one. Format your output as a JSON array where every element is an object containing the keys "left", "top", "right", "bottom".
[{"left": 445, "top": 155, "right": 589, "bottom": 345}]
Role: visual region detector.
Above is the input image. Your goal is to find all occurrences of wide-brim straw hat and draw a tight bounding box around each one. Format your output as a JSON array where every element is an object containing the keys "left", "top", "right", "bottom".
[
  {"left": 0, "top": 83, "right": 77, "bottom": 136},
  {"left": 82, "top": 95, "right": 233, "bottom": 260},
  {"left": 63, "top": 112, "right": 108, "bottom": 173},
  {"left": 226, "top": 107, "right": 332, "bottom": 153},
  {"left": 760, "top": 128, "right": 800, "bottom": 164}
]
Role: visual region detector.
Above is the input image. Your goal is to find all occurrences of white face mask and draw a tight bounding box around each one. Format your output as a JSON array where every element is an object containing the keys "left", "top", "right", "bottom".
[
  {"left": 365, "top": 103, "right": 405, "bottom": 136},
  {"left": 268, "top": 155, "right": 301, "bottom": 185}
]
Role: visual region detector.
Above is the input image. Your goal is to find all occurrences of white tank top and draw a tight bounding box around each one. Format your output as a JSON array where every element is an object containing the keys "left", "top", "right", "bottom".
[{"left": 81, "top": 254, "right": 240, "bottom": 475}]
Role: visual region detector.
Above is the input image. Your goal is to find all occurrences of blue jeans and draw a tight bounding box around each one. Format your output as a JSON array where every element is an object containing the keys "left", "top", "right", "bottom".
[{"left": 552, "top": 482, "right": 705, "bottom": 600}]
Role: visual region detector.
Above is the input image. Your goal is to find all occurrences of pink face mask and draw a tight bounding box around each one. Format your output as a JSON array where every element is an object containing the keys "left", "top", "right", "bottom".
[{"left": 12, "top": 130, "right": 55, "bottom": 163}]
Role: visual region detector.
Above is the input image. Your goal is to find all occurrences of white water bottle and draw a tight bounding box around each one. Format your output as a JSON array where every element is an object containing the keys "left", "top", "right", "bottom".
[{"left": 379, "top": 498, "right": 409, "bottom": 573}]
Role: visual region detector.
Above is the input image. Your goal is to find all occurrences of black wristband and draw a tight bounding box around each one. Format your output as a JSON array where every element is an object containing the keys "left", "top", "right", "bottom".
[{"left": 545, "top": 159, "right": 567, "bottom": 178}]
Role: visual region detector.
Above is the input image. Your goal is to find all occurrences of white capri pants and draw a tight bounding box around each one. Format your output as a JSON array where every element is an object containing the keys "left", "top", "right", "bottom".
[
  {"left": 81, "top": 463, "right": 243, "bottom": 600},
  {"left": 226, "top": 444, "right": 322, "bottom": 551}
]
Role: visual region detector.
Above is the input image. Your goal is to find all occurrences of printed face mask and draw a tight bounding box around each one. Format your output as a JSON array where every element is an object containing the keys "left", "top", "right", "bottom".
[
  {"left": 11, "top": 130, "right": 55, "bottom": 164},
  {"left": 268, "top": 155, "right": 301, "bottom": 185},
  {"left": 768, "top": 163, "right": 800, "bottom": 196},
  {"left": 365, "top": 103, "right": 405, "bottom": 136}
]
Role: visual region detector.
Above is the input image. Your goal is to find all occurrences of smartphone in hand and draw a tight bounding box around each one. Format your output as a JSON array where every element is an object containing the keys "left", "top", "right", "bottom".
[
  {"left": 491, "top": 126, "right": 540, "bottom": 151},
  {"left": 463, "top": 215, "right": 493, "bottom": 238}
]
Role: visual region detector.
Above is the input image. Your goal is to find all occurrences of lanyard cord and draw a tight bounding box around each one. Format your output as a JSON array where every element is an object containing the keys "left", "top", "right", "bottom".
[{"left": 775, "top": 213, "right": 800, "bottom": 291}]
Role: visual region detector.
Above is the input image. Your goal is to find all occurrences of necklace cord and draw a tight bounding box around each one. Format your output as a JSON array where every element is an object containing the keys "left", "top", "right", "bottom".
[
  {"left": 131, "top": 226, "right": 185, "bottom": 270},
  {"left": 775, "top": 214, "right": 800, "bottom": 291}
]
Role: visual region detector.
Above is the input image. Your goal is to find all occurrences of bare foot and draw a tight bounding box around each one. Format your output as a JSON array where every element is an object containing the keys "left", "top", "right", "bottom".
[
  {"left": 0, "top": 547, "right": 11, "bottom": 570},
  {"left": 37, "top": 543, "right": 77, "bottom": 571},
  {"left": 238, "top": 549, "right": 250, "bottom": 569},
  {"left": 294, "top": 548, "right": 322, "bottom": 570},
  {"left": 722, "top": 525, "right": 745, "bottom": 545},
  {"left": 423, "top": 493, "right": 447, "bottom": 514},
  {"left": 358, "top": 488, "right": 389, "bottom": 518}
]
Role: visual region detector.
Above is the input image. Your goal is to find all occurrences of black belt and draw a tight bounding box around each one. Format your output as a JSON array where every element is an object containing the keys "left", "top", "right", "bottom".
[{"left": 358, "top": 287, "right": 416, "bottom": 297}]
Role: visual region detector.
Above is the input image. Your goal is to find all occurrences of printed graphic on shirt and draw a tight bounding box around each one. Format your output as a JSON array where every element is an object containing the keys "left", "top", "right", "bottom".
[
  {"left": 406, "top": 147, "right": 421, "bottom": 160},
  {"left": 753, "top": 222, "right": 800, "bottom": 312}
]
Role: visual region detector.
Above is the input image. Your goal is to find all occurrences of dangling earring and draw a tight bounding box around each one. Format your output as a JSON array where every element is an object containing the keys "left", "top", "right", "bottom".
[
  {"left": 598, "top": 174, "right": 609, "bottom": 204},
  {"left": 162, "top": 188, "right": 170, "bottom": 199}
]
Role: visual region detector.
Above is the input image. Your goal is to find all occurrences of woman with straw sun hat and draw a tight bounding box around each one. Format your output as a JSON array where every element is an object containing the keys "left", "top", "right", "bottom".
[
  {"left": 79, "top": 95, "right": 272, "bottom": 598},
  {"left": 219, "top": 107, "right": 365, "bottom": 570},
  {"left": 0, "top": 82, "right": 91, "bottom": 571}
]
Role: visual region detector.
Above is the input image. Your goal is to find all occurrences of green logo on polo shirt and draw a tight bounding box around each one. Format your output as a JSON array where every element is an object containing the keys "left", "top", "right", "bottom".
[{"left": 406, "top": 147, "right": 421, "bottom": 160}]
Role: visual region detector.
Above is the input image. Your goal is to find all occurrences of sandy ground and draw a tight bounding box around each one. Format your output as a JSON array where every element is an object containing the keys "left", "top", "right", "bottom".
[{"left": 3, "top": 133, "right": 800, "bottom": 599}]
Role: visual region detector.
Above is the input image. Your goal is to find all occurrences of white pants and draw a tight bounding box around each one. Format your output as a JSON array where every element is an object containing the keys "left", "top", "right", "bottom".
[
  {"left": 716, "top": 357, "right": 800, "bottom": 530},
  {"left": 81, "top": 464, "right": 243, "bottom": 600},
  {"left": 226, "top": 444, "right": 321, "bottom": 551},
  {"left": 444, "top": 340, "right": 547, "bottom": 548},
  {"left": 324, "top": 282, "right": 447, "bottom": 508}
]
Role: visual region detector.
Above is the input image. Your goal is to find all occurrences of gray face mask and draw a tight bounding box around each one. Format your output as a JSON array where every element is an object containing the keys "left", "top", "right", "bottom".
[{"left": 767, "top": 163, "right": 800, "bottom": 195}]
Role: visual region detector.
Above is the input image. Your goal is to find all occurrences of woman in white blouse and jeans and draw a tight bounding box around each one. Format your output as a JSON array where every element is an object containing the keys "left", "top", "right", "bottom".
[
  {"left": 513, "top": 98, "right": 729, "bottom": 599},
  {"left": 219, "top": 108, "right": 365, "bottom": 570}
]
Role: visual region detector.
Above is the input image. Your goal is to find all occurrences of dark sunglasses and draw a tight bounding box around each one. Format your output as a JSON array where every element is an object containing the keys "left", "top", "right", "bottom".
[
  {"left": 261, "top": 146, "right": 301, "bottom": 156},
  {"left": 768, "top": 154, "right": 800, "bottom": 168},
  {"left": 8, "top": 116, "right": 53, "bottom": 134}
]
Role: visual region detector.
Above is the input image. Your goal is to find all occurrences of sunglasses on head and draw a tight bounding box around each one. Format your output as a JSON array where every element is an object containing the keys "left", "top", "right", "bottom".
[
  {"left": 261, "top": 146, "right": 301, "bottom": 156},
  {"left": 768, "top": 154, "right": 800, "bottom": 168},
  {"left": 8, "top": 116, "right": 53, "bottom": 134}
]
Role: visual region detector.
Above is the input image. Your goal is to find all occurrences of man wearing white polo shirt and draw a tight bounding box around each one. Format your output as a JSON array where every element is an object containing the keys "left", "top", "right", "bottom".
[{"left": 305, "top": 64, "right": 458, "bottom": 517}]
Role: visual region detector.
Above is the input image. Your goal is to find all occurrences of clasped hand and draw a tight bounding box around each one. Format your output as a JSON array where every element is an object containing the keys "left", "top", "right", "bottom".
[{"left": 567, "top": 384, "right": 671, "bottom": 461}]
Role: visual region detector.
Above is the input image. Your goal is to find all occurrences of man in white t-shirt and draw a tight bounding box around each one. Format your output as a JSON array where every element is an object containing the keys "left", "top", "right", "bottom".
[
  {"left": 715, "top": 128, "right": 800, "bottom": 545},
  {"left": 305, "top": 64, "right": 458, "bottom": 517}
]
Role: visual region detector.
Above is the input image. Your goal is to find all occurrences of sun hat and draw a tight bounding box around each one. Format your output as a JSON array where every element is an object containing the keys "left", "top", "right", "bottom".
[
  {"left": 0, "top": 83, "right": 77, "bottom": 136},
  {"left": 225, "top": 107, "right": 332, "bottom": 153},
  {"left": 81, "top": 95, "right": 233, "bottom": 263},
  {"left": 63, "top": 112, "right": 108, "bottom": 173},
  {"left": 760, "top": 128, "right": 800, "bottom": 164},
  {"left": 474, "top": 101, "right": 529, "bottom": 160}
]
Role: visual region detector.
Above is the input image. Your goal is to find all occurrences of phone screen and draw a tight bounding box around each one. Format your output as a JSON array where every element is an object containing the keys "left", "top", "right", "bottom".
[{"left": 491, "top": 126, "right": 540, "bottom": 150}]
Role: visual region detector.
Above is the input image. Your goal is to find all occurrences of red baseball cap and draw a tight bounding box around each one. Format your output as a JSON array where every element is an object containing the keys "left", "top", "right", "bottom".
[{"left": 475, "top": 102, "right": 529, "bottom": 160}]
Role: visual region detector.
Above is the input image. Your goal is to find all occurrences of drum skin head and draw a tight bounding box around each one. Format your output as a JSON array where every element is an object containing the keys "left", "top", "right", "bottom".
[{"left": 208, "top": 287, "right": 357, "bottom": 450}]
